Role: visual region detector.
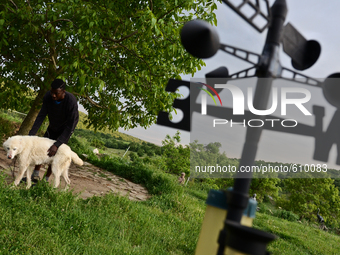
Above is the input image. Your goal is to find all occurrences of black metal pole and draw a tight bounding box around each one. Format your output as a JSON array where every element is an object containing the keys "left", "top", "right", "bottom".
[{"left": 217, "top": 0, "right": 287, "bottom": 254}]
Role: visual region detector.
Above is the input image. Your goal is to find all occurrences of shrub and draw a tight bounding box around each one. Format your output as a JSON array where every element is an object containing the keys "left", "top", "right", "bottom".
[
  {"left": 68, "top": 136, "right": 93, "bottom": 158},
  {"left": 129, "top": 152, "right": 138, "bottom": 162},
  {"left": 0, "top": 116, "right": 18, "bottom": 142},
  {"left": 137, "top": 148, "right": 144, "bottom": 157},
  {"left": 273, "top": 209, "right": 299, "bottom": 222},
  {"left": 90, "top": 138, "right": 105, "bottom": 149},
  {"left": 146, "top": 149, "right": 155, "bottom": 157},
  {"left": 143, "top": 156, "right": 152, "bottom": 164},
  {"left": 105, "top": 140, "right": 118, "bottom": 149}
]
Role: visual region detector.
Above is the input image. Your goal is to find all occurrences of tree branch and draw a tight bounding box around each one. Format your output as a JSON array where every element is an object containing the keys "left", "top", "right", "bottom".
[
  {"left": 149, "top": 0, "right": 153, "bottom": 11},
  {"left": 158, "top": 4, "right": 182, "bottom": 21},
  {"left": 30, "top": 72, "right": 44, "bottom": 88},
  {"left": 9, "top": 0, "right": 18, "bottom": 10},
  {"left": 2, "top": 4, "right": 15, "bottom": 13},
  {"left": 84, "top": 59, "right": 95, "bottom": 65},
  {"left": 51, "top": 19, "right": 79, "bottom": 28},
  {"left": 112, "top": 22, "right": 122, "bottom": 37},
  {"left": 51, "top": 56, "right": 57, "bottom": 70},
  {"left": 73, "top": 92, "right": 106, "bottom": 109},
  {"left": 105, "top": 30, "right": 138, "bottom": 43},
  {"left": 116, "top": 42, "right": 152, "bottom": 74}
]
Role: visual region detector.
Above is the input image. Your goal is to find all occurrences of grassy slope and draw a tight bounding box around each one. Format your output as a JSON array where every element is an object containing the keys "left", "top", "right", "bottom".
[
  {"left": 77, "top": 111, "right": 144, "bottom": 144},
  {"left": 0, "top": 115, "right": 340, "bottom": 254},
  {"left": 255, "top": 213, "right": 340, "bottom": 254},
  {"left": 1, "top": 175, "right": 339, "bottom": 255},
  {"left": 0, "top": 176, "right": 206, "bottom": 255}
]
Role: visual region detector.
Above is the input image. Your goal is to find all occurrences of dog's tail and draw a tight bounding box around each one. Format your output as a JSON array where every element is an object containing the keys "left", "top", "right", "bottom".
[{"left": 71, "top": 151, "right": 84, "bottom": 166}]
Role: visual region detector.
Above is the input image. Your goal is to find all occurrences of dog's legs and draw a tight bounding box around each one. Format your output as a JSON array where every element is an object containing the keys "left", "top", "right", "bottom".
[
  {"left": 51, "top": 157, "right": 61, "bottom": 188},
  {"left": 61, "top": 166, "right": 71, "bottom": 191},
  {"left": 14, "top": 162, "right": 30, "bottom": 188},
  {"left": 26, "top": 166, "right": 32, "bottom": 189},
  {"left": 53, "top": 170, "right": 61, "bottom": 188},
  {"left": 58, "top": 158, "right": 71, "bottom": 191}
]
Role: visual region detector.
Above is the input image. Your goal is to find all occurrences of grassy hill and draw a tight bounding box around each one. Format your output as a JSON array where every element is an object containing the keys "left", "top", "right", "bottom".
[
  {"left": 0, "top": 113, "right": 340, "bottom": 254},
  {"left": 77, "top": 111, "right": 145, "bottom": 144}
]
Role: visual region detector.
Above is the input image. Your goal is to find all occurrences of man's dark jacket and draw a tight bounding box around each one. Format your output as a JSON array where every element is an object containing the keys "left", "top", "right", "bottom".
[{"left": 29, "top": 91, "right": 79, "bottom": 147}]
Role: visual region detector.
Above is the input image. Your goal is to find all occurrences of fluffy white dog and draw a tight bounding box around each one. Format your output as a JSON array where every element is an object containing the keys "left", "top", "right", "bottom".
[{"left": 3, "top": 135, "right": 83, "bottom": 189}]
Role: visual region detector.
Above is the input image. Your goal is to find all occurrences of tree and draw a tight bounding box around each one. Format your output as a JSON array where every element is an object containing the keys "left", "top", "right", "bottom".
[
  {"left": 277, "top": 175, "right": 340, "bottom": 227},
  {"left": 90, "top": 138, "right": 105, "bottom": 149},
  {"left": 0, "top": 0, "right": 219, "bottom": 134},
  {"left": 333, "top": 178, "right": 340, "bottom": 192},
  {"left": 189, "top": 140, "right": 235, "bottom": 188},
  {"left": 190, "top": 140, "right": 234, "bottom": 179},
  {"left": 160, "top": 131, "right": 190, "bottom": 175},
  {"left": 249, "top": 178, "right": 281, "bottom": 202},
  {"left": 0, "top": 82, "right": 36, "bottom": 114}
]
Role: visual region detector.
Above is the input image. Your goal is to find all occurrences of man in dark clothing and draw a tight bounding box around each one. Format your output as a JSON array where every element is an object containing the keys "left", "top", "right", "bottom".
[{"left": 28, "top": 79, "right": 79, "bottom": 182}]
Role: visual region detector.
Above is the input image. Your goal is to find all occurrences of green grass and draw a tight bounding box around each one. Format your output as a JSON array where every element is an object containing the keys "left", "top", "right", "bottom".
[
  {"left": 1, "top": 172, "right": 339, "bottom": 255},
  {"left": 1, "top": 112, "right": 340, "bottom": 254},
  {"left": 254, "top": 213, "right": 340, "bottom": 254},
  {"left": 0, "top": 174, "right": 206, "bottom": 255},
  {"left": 0, "top": 110, "right": 24, "bottom": 124},
  {"left": 104, "top": 147, "right": 128, "bottom": 157}
]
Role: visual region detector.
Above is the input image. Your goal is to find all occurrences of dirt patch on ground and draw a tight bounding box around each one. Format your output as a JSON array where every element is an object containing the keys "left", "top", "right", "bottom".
[{"left": 0, "top": 147, "right": 151, "bottom": 201}]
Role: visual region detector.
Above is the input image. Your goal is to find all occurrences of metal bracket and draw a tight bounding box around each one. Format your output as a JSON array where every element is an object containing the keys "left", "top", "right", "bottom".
[
  {"left": 222, "top": 0, "right": 271, "bottom": 33},
  {"left": 280, "top": 67, "right": 323, "bottom": 87},
  {"left": 228, "top": 65, "right": 323, "bottom": 88},
  {"left": 219, "top": 44, "right": 261, "bottom": 65},
  {"left": 229, "top": 66, "right": 258, "bottom": 79}
]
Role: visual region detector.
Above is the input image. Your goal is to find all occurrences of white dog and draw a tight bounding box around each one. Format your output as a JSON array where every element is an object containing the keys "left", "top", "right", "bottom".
[{"left": 3, "top": 135, "right": 83, "bottom": 189}]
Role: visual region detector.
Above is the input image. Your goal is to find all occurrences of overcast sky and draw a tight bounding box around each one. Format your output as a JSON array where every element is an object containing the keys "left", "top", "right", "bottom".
[{"left": 113, "top": 0, "right": 340, "bottom": 169}]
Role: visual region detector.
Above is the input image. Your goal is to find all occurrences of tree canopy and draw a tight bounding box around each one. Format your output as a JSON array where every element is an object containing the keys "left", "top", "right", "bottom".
[
  {"left": 160, "top": 131, "right": 190, "bottom": 175},
  {"left": 277, "top": 174, "right": 340, "bottom": 227},
  {"left": 0, "top": 0, "right": 219, "bottom": 134}
]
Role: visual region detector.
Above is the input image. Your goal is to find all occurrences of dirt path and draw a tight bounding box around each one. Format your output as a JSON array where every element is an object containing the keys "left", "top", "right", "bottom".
[{"left": 0, "top": 147, "right": 151, "bottom": 201}]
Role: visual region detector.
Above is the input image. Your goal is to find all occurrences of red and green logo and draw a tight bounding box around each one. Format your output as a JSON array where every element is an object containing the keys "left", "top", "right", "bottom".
[{"left": 198, "top": 82, "right": 223, "bottom": 106}]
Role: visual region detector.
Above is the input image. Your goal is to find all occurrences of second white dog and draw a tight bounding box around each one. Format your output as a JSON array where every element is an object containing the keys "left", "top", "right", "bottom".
[{"left": 3, "top": 135, "right": 83, "bottom": 189}]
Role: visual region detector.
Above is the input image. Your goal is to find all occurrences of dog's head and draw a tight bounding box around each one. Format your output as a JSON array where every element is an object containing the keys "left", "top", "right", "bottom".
[{"left": 3, "top": 136, "right": 22, "bottom": 160}]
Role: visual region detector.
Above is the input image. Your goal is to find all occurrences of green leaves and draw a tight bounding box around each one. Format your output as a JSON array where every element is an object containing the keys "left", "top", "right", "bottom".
[
  {"left": 277, "top": 178, "right": 340, "bottom": 227},
  {"left": 0, "top": 0, "right": 219, "bottom": 132},
  {"left": 160, "top": 131, "right": 190, "bottom": 175},
  {"left": 79, "top": 75, "right": 86, "bottom": 86}
]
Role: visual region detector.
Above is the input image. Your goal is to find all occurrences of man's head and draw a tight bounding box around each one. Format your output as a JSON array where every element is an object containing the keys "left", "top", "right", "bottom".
[{"left": 50, "top": 79, "right": 66, "bottom": 101}]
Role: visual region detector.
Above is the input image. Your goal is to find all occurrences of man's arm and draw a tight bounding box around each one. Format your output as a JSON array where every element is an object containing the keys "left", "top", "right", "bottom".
[{"left": 29, "top": 95, "right": 48, "bottom": 135}]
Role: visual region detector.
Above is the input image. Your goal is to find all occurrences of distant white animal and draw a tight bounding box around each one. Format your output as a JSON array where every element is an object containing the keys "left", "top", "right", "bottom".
[
  {"left": 3, "top": 135, "right": 83, "bottom": 189},
  {"left": 93, "top": 148, "right": 99, "bottom": 154}
]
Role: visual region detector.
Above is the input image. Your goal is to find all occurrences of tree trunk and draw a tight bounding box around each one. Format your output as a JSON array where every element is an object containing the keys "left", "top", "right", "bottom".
[{"left": 17, "top": 87, "right": 49, "bottom": 135}]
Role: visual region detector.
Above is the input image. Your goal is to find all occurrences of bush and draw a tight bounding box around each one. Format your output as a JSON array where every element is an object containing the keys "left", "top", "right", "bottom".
[
  {"left": 0, "top": 116, "right": 19, "bottom": 142},
  {"left": 137, "top": 148, "right": 144, "bottom": 157},
  {"left": 90, "top": 138, "right": 105, "bottom": 149},
  {"left": 146, "top": 149, "right": 155, "bottom": 157},
  {"left": 273, "top": 209, "right": 299, "bottom": 222},
  {"left": 105, "top": 140, "right": 118, "bottom": 149},
  {"left": 129, "top": 152, "right": 138, "bottom": 162},
  {"left": 143, "top": 156, "right": 152, "bottom": 164},
  {"left": 68, "top": 136, "right": 94, "bottom": 158}
]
